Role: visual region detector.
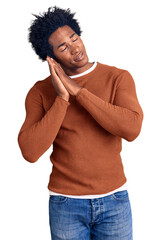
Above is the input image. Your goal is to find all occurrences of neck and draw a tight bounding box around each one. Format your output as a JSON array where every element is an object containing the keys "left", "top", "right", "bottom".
[{"left": 61, "top": 62, "right": 94, "bottom": 76}]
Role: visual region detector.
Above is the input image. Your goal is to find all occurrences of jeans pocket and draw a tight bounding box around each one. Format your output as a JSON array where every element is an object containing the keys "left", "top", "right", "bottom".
[
  {"left": 49, "top": 195, "right": 68, "bottom": 203},
  {"left": 112, "top": 190, "right": 129, "bottom": 201}
]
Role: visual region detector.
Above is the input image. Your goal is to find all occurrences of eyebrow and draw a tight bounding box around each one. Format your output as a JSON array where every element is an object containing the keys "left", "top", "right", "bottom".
[{"left": 57, "top": 32, "right": 76, "bottom": 49}]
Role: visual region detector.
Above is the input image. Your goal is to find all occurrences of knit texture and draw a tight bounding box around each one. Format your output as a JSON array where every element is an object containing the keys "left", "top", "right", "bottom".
[{"left": 18, "top": 62, "right": 143, "bottom": 195}]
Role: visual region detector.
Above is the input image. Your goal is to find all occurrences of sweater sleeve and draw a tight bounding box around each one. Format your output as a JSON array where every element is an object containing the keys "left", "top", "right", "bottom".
[
  {"left": 75, "top": 70, "right": 144, "bottom": 142},
  {"left": 17, "top": 84, "right": 70, "bottom": 163}
]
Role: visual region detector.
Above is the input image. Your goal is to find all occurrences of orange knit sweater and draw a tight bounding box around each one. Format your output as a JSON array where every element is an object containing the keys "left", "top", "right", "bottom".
[{"left": 17, "top": 62, "right": 144, "bottom": 195}]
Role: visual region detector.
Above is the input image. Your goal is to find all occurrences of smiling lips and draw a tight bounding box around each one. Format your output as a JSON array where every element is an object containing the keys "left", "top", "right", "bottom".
[{"left": 74, "top": 52, "right": 84, "bottom": 62}]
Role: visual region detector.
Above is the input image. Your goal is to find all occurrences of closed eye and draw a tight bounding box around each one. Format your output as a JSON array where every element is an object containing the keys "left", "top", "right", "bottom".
[{"left": 61, "top": 38, "right": 78, "bottom": 52}]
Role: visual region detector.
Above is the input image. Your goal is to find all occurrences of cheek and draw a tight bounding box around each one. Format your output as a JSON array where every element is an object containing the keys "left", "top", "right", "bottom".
[
  {"left": 57, "top": 54, "right": 70, "bottom": 65},
  {"left": 52, "top": 49, "right": 62, "bottom": 62},
  {"left": 79, "top": 38, "right": 84, "bottom": 46}
]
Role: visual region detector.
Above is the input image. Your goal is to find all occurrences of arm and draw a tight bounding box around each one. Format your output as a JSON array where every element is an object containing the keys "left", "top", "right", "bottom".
[
  {"left": 75, "top": 70, "right": 144, "bottom": 142},
  {"left": 17, "top": 84, "right": 70, "bottom": 163}
]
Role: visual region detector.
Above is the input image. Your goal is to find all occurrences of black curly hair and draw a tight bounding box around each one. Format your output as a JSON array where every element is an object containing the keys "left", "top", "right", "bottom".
[{"left": 28, "top": 5, "right": 83, "bottom": 62}]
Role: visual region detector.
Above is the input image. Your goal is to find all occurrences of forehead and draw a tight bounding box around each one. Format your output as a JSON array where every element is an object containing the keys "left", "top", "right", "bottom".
[{"left": 48, "top": 25, "right": 75, "bottom": 47}]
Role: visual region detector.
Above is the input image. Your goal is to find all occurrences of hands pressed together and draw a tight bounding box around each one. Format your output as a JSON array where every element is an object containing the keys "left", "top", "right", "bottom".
[{"left": 46, "top": 56, "right": 82, "bottom": 101}]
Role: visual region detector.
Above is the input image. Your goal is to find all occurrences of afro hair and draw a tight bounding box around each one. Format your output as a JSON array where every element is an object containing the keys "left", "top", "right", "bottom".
[{"left": 28, "top": 5, "right": 83, "bottom": 62}]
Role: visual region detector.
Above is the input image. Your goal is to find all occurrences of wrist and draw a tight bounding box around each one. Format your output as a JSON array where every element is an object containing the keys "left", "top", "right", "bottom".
[
  {"left": 58, "top": 94, "right": 70, "bottom": 102},
  {"left": 75, "top": 87, "right": 83, "bottom": 96}
]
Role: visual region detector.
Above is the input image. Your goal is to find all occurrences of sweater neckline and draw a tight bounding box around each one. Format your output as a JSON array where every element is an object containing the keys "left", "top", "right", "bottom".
[{"left": 69, "top": 61, "right": 98, "bottom": 79}]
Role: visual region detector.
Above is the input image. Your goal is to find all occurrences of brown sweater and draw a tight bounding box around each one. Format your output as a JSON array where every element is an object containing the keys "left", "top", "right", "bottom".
[{"left": 17, "top": 61, "right": 144, "bottom": 195}]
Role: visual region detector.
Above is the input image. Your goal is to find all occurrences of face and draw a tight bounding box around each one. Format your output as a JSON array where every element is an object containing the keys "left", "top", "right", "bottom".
[{"left": 48, "top": 25, "right": 89, "bottom": 75}]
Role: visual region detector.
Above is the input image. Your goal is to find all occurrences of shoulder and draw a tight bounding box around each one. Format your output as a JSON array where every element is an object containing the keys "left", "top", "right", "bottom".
[
  {"left": 97, "top": 61, "right": 128, "bottom": 77},
  {"left": 96, "top": 62, "right": 135, "bottom": 88},
  {"left": 27, "top": 75, "right": 55, "bottom": 96},
  {"left": 32, "top": 75, "right": 52, "bottom": 92}
]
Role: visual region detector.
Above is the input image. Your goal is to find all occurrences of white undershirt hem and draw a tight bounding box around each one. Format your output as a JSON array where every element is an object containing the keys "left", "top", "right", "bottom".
[{"left": 49, "top": 181, "right": 128, "bottom": 199}]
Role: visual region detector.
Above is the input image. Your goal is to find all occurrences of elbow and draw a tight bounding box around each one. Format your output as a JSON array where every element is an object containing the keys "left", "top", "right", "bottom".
[
  {"left": 21, "top": 153, "right": 39, "bottom": 163},
  {"left": 125, "top": 128, "right": 141, "bottom": 142},
  {"left": 125, "top": 130, "right": 141, "bottom": 142},
  {"left": 17, "top": 133, "right": 39, "bottom": 163},
  {"left": 125, "top": 113, "right": 144, "bottom": 142}
]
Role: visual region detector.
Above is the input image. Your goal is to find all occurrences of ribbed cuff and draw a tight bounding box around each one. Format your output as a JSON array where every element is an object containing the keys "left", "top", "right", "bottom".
[
  {"left": 75, "top": 87, "right": 87, "bottom": 100},
  {"left": 56, "top": 95, "right": 71, "bottom": 106}
]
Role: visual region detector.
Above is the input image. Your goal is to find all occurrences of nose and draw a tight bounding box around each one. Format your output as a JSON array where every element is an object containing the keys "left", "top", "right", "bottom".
[{"left": 71, "top": 45, "right": 80, "bottom": 55}]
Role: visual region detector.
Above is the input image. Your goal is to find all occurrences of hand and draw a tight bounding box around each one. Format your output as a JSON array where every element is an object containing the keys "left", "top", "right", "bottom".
[
  {"left": 46, "top": 56, "right": 70, "bottom": 100},
  {"left": 46, "top": 56, "right": 82, "bottom": 97}
]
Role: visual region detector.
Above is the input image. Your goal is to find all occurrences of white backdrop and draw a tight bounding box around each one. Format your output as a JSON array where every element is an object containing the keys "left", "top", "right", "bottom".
[{"left": 0, "top": 0, "right": 160, "bottom": 239}]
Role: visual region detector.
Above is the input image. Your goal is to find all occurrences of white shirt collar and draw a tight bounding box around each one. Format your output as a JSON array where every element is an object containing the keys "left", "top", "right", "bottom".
[{"left": 69, "top": 61, "right": 97, "bottom": 78}]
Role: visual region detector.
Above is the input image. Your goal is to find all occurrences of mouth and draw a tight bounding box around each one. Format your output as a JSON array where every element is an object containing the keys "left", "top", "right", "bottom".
[{"left": 74, "top": 51, "right": 84, "bottom": 62}]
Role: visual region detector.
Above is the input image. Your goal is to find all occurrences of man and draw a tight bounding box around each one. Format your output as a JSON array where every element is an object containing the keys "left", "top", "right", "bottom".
[{"left": 18, "top": 5, "right": 144, "bottom": 240}]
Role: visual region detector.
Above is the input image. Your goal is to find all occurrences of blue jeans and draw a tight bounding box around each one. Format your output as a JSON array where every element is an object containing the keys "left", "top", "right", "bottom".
[{"left": 49, "top": 190, "right": 133, "bottom": 240}]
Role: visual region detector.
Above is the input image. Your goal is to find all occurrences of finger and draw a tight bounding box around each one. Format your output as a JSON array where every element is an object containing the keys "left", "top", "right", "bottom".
[
  {"left": 47, "top": 58, "right": 56, "bottom": 71},
  {"left": 50, "top": 58, "right": 61, "bottom": 68},
  {"left": 47, "top": 60, "right": 57, "bottom": 76},
  {"left": 53, "top": 64, "right": 61, "bottom": 77},
  {"left": 46, "top": 57, "right": 61, "bottom": 78},
  {"left": 47, "top": 58, "right": 63, "bottom": 74},
  {"left": 47, "top": 57, "right": 55, "bottom": 65}
]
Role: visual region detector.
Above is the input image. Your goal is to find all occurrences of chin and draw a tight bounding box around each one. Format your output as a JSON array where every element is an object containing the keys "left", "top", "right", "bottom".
[
  {"left": 82, "top": 55, "right": 89, "bottom": 66},
  {"left": 75, "top": 53, "right": 88, "bottom": 66}
]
